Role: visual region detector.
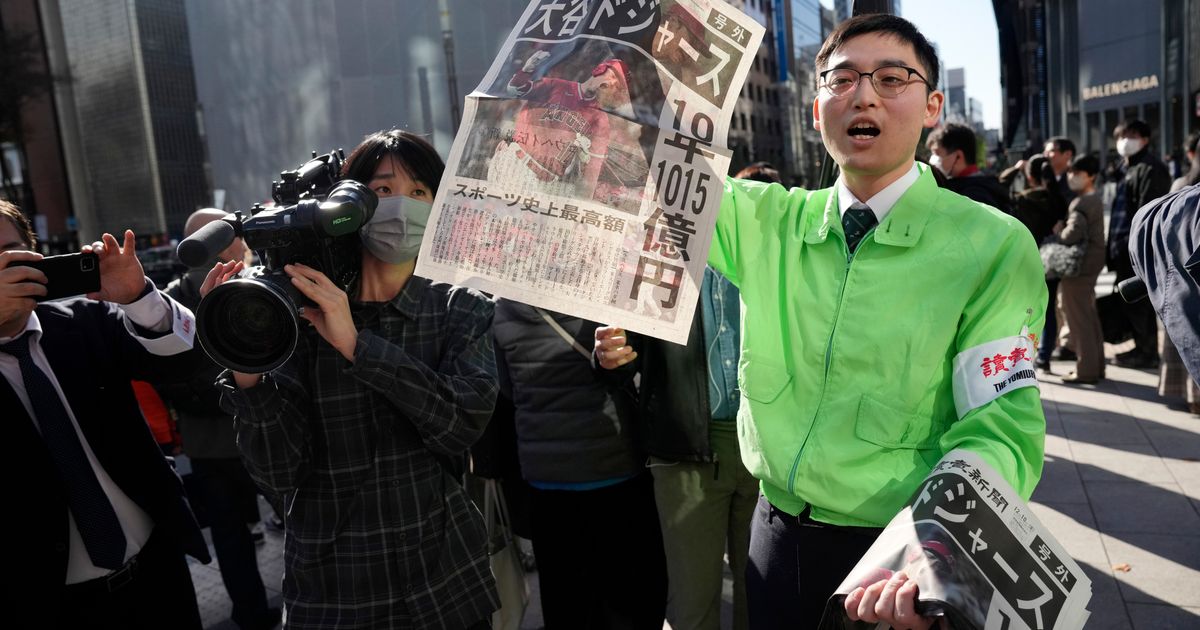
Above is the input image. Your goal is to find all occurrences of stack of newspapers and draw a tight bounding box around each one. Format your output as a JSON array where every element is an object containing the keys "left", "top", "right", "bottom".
[{"left": 820, "top": 449, "right": 1093, "bottom": 630}]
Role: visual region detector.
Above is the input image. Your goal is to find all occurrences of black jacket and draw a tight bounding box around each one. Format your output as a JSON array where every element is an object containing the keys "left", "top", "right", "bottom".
[
  {"left": 623, "top": 309, "right": 715, "bottom": 463},
  {"left": 158, "top": 269, "right": 239, "bottom": 459},
  {"left": 1012, "top": 187, "right": 1067, "bottom": 245},
  {"left": 3, "top": 297, "right": 210, "bottom": 627},
  {"left": 492, "top": 300, "right": 642, "bottom": 483},
  {"left": 1108, "top": 148, "right": 1172, "bottom": 270},
  {"left": 945, "top": 172, "right": 1012, "bottom": 215}
]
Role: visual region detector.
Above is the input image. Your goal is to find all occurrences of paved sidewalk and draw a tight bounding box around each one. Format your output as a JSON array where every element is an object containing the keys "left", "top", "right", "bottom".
[
  {"left": 1031, "top": 350, "right": 1200, "bottom": 628},
  {"left": 192, "top": 354, "right": 1200, "bottom": 629}
]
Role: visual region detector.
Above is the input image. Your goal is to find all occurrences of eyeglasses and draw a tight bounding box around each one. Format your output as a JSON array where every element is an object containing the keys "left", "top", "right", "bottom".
[{"left": 818, "top": 65, "right": 932, "bottom": 98}]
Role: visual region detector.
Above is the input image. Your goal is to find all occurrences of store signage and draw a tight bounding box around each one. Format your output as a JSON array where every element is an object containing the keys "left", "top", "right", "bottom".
[{"left": 1082, "top": 75, "right": 1160, "bottom": 101}]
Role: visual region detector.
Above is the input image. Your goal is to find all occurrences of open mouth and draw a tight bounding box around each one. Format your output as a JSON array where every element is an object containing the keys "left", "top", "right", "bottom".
[{"left": 847, "top": 123, "right": 881, "bottom": 140}]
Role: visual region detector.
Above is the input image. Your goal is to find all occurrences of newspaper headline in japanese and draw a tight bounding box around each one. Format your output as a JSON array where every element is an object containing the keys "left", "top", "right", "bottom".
[
  {"left": 819, "top": 449, "right": 1093, "bottom": 630},
  {"left": 415, "top": 0, "right": 765, "bottom": 343}
]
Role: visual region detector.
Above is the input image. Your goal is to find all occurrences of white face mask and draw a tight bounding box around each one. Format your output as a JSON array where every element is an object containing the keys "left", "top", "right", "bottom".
[
  {"left": 928, "top": 153, "right": 946, "bottom": 176},
  {"left": 1116, "top": 137, "right": 1145, "bottom": 158},
  {"left": 360, "top": 196, "right": 432, "bottom": 264},
  {"left": 929, "top": 152, "right": 957, "bottom": 178}
]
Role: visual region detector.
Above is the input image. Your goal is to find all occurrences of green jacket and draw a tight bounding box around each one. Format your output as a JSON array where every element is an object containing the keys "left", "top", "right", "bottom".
[{"left": 708, "top": 164, "right": 1047, "bottom": 527}]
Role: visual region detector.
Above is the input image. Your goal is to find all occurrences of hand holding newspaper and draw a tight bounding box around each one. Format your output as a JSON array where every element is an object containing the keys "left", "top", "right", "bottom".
[
  {"left": 819, "top": 450, "right": 1093, "bottom": 630},
  {"left": 416, "top": 0, "right": 765, "bottom": 344}
]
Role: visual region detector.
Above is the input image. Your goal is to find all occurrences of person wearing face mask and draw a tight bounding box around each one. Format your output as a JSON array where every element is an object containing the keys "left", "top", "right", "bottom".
[
  {"left": 207, "top": 129, "right": 500, "bottom": 630},
  {"left": 1011, "top": 156, "right": 1067, "bottom": 371},
  {"left": 1053, "top": 156, "right": 1107, "bottom": 383},
  {"left": 1106, "top": 120, "right": 1171, "bottom": 369},
  {"left": 926, "top": 123, "right": 1011, "bottom": 214}
]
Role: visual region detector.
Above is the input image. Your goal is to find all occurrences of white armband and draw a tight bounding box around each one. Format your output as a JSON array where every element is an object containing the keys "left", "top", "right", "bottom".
[{"left": 952, "top": 331, "right": 1039, "bottom": 419}]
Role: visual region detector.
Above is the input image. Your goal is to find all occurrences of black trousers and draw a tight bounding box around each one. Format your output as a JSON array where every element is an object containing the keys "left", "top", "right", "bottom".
[
  {"left": 191, "top": 457, "right": 274, "bottom": 629},
  {"left": 530, "top": 472, "right": 667, "bottom": 630},
  {"left": 746, "top": 496, "right": 883, "bottom": 629},
  {"left": 1114, "top": 255, "right": 1159, "bottom": 357},
  {"left": 57, "top": 526, "right": 202, "bottom": 629},
  {"left": 1038, "top": 278, "right": 1060, "bottom": 362}
]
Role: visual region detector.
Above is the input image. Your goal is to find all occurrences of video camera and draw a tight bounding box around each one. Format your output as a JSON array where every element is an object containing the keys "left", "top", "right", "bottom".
[{"left": 177, "top": 150, "right": 378, "bottom": 373}]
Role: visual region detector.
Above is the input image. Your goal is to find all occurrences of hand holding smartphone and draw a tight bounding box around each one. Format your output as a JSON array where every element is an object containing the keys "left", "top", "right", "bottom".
[{"left": 11, "top": 252, "right": 101, "bottom": 301}]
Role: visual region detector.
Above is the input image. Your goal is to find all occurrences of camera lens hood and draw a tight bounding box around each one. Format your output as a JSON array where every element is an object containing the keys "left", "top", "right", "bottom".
[{"left": 196, "top": 276, "right": 300, "bottom": 373}]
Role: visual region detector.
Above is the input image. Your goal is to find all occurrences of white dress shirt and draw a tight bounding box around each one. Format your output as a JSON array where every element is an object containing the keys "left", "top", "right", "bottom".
[
  {"left": 836, "top": 162, "right": 922, "bottom": 222},
  {"left": 0, "top": 286, "right": 189, "bottom": 583}
]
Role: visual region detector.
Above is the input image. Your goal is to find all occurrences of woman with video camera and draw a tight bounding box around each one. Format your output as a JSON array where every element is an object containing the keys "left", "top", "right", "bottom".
[{"left": 206, "top": 129, "right": 499, "bottom": 629}]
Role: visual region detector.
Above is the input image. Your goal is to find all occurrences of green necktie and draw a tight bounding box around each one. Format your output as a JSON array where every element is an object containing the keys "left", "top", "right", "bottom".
[{"left": 842, "top": 203, "right": 877, "bottom": 253}]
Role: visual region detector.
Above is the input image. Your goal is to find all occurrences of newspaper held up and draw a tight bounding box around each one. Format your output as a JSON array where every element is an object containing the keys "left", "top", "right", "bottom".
[
  {"left": 819, "top": 449, "right": 1093, "bottom": 630},
  {"left": 416, "top": 0, "right": 765, "bottom": 344}
]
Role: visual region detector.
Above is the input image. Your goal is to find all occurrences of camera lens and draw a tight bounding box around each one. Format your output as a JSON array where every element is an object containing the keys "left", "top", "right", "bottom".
[
  {"left": 196, "top": 275, "right": 300, "bottom": 373},
  {"left": 81, "top": 256, "right": 95, "bottom": 271}
]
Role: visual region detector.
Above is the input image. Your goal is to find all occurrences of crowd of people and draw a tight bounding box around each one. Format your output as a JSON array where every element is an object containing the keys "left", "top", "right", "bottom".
[
  {"left": 3, "top": 11, "right": 1197, "bottom": 630},
  {"left": 923, "top": 115, "right": 1200, "bottom": 413}
]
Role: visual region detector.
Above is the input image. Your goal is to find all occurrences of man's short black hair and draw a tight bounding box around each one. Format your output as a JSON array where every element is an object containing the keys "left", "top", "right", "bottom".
[
  {"left": 1046, "top": 136, "right": 1076, "bottom": 155},
  {"left": 1069, "top": 154, "right": 1100, "bottom": 176},
  {"left": 927, "top": 123, "right": 978, "bottom": 165},
  {"left": 1114, "top": 119, "right": 1152, "bottom": 140},
  {"left": 814, "top": 13, "right": 939, "bottom": 90},
  {"left": 0, "top": 200, "right": 36, "bottom": 249},
  {"left": 735, "top": 161, "right": 782, "bottom": 184}
]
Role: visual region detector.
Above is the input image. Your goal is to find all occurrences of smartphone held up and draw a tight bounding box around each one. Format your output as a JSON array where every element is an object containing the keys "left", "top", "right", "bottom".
[{"left": 11, "top": 252, "right": 101, "bottom": 301}]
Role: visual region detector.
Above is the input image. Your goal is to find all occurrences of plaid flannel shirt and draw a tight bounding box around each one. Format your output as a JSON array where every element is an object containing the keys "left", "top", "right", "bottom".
[{"left": 219, "top": 277, "right": 499, "bottom": 629}]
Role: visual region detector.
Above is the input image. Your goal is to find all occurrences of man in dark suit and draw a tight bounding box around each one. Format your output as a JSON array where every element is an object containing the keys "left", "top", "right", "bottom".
[{"left": 0, "top": 200, "right": 212, "bottom": 629}]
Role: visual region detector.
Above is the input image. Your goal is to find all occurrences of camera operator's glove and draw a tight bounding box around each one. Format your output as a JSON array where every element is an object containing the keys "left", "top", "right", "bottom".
[{"left": 522, "top": 50, "right": 551, "bottom": 73}]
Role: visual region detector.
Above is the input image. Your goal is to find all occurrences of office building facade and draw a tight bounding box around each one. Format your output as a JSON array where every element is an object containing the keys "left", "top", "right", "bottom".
[
  {"left": 183, "top": 0, "right": 528, "bottom": 213},
  {"left": 1, "top": 0, "right": 208, "bottom": 244},
  {"left": 1015, "top": 0, "right": 1197, "bottom": 166}
]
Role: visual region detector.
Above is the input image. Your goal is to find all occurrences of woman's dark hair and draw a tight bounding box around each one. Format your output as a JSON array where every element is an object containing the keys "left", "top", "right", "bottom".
[
  {"left": 341, "top": 129, "right": 445, "bottom": 195},
  {"left": 1183, "top": 131, "right": 1200, "bottom": 188},
  {"left": 1025, "top": 155, "right": 1052, "bottom": 186}
]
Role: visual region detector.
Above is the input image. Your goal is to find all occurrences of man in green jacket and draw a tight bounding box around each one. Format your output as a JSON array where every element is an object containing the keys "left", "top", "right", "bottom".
[{"left": 597, "top": 14, "right": 1046, "bottom": 630}]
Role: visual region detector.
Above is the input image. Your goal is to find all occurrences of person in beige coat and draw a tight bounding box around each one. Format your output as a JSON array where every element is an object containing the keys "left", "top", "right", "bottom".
[{"left": 1055, "top": 154, "right": 1108, "bottom": 383}]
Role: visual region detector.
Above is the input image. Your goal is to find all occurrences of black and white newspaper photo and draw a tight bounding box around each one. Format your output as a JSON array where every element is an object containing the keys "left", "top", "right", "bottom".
[
  {"left": 415, "top": 0, "right": 765, "bottom": 343},
  {"left": 819, "top": 450, "right": 1094, "bottom": 630}
]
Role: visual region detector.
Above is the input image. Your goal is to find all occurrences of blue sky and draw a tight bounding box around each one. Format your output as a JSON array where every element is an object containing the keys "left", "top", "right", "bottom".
[{"left": 819, "top": 0, "right": 1004, "bottom": 130}]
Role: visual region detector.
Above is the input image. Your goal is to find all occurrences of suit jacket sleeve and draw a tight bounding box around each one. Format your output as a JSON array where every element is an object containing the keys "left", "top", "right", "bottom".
[{"left": 100, "top": 293, "right": 203, "bottom": 384}]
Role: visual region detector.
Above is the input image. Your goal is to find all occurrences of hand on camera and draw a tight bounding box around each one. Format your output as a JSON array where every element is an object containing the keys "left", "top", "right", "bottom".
[
  {"left": 285, "top": 263, "right": 358, "bottom": 362},
  {"left": 594, "top": 325, "right": 636, "bottom": 369},
  {"left": 0, "top": 250, "right": 47, "bottom": 325},
  {"left": 199, "top": 259, "right": 245, "bottom": 299},
  {"left": 82, "top": 230, "right": 147, "bottom": 304}
]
